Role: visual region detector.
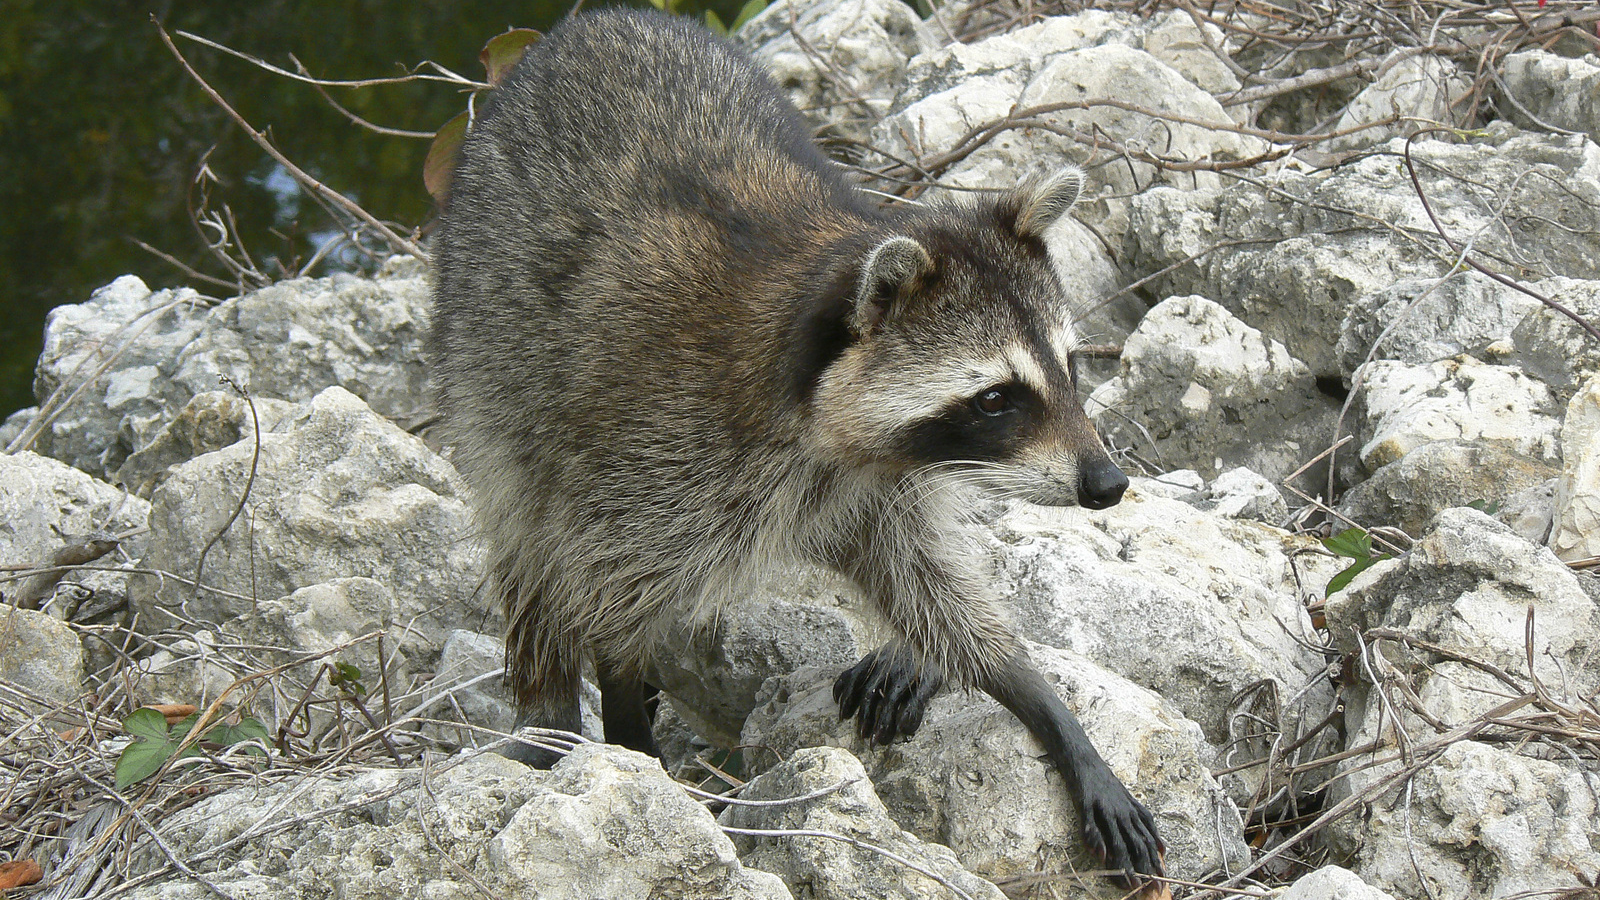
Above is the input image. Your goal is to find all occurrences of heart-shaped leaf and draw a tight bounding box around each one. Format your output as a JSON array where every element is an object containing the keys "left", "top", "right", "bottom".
[{"left": 116, "top": 708, "right": 176, "bottom": 788}]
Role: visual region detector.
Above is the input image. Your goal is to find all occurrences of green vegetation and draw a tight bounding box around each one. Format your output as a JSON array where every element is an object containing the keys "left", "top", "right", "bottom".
[
  {"left": 115, "top": 707, "right": 269, "bottom": 788},
  {"left": 1322, "top": 527, "right": 1395, "bottom": 597}
]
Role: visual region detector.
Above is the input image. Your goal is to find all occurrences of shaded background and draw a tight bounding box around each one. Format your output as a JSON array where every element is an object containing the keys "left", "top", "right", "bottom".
[{"left": 0, "top": 0, "right": 747, "bottom": 419}]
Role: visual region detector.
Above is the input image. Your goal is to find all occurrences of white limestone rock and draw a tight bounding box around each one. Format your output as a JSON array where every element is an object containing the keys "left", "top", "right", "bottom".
[
  {"left": 1551, "top": 373, "right": 1600, "bottom": 563},
  {"left": 1508, "top": 276, "right": 1600, "bottom": 400},
  {"left": 735, "top": 0, "right": 923, "bottom": 144},
  {"left": 1501, "top": 49, "right": 1600, "bottom": 142},
  {"left": 1325, "top": 508, "right": 1599, "bottom": 696},
  {"left": 722, "top": 747, "right": 1006, "bottom": 900},
  {"left": 132, "top": 387, "right": 487, "bottom": 651},
  {"left": 30, "top": 259, "right": 432, "bottom": 481},
  {"left": 1338, "top": 439, "right": 1559, "bottom": 539},
  {"left": 0, "top": 449, "right": 147, "bottom": 616},
  {"left": 877, "top": 42, "right": 1266, "bottom": 239},
  {"left": 1331, "top": 740, "right": 1600, "bottom": 899},
  {"left": 0, "top": 606, "right": 85, "bottom": 705},
  {"left": 1126, "top": 126, "right": 1600, "bottom": 377},
  {"left": 125, "top": 747, "right": 793, "bottom": 900},
  {"left": 741, "top": 643, "right": 1249, "bottom": 889},
  {"left": 1280, "top": 865, "right": 1401, "bottom": 900},
  {"left": 1196, "top": 466, "right": 1291, "bottom": 523},
  {"left": 116, "top": 390, "right": 300, "bottom": 498},
  {"left": 1335, "top": 272, "right": 1542, "bottom": 377},
  {"left": 1353, "top": 356, "right": 1561, "bottom": 472},
  {"left": 1089, "top": 295, "right": 1338, "bottom": 482},
  {"left": 1329, "top": 54, "right": 1473, "bottom": 150},
  {"left": 993, "top": 493, "right": 1336, "bottom": 752},
  {"left": 489, "top": 746, "right": 793, "bottom": 899}
]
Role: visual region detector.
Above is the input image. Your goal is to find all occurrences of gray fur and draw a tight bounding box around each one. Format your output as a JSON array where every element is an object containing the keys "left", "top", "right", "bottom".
[
  {"left": 1014, "top": 169, "right": 1086, "bottom": 239},
  {"left": 429, "top": 9, "right": 1113, "bottom": 739},
  {"left": 854, "top": 236, "right": 933, "bottom": 334}
]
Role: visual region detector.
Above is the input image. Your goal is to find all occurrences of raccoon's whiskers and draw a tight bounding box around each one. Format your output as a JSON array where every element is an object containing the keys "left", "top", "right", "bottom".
[{"left": 883, "top": 461, "right": 1025, "bottom": 534}]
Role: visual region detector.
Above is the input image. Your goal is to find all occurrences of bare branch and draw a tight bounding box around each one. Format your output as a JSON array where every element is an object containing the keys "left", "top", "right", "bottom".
[{"left": 155, "top": 17, "right": 426, "bottom": 260}]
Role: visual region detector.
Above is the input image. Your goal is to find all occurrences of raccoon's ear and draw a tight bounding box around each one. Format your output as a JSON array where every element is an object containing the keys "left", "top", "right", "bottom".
[
  {"left": 853, "top": 236, "right": 932, "bottom": 335},
  {"left": 1012, "top": 168, "right": 1085, "bottom": 238}
]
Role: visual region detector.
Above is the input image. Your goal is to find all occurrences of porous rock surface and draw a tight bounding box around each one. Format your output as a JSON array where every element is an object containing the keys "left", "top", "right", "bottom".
[
  {"left": 28, "top": 257, "right": 431, "bottom": 481},
  {"left": 1280, "top": 866, "right": 1400, "bottom": 900},
  {"left": 1126, "top": 125, "right": 1600, "bottom": 377},
  {"left": 9, "top": 2, "right": 1600, "bottom": 898},
  {"left": 0, "top": 605, "right": 85, "bottom": 705},
  {"left": 124, "top": 746, "right": 794, "bottom": 900},
  {"left": 130, "top": 386, "right": 487, "bottom": 649},
  {"left": 0, "top": 449, "right": 148, "bottom": 572},
  {"left": 721, "top": 747, "right": 1007, "bottom": 900},
  {"left": 736, "top": 0, "right": 925, "bottom": 146},
  {"left": 1552, "top": 373, "right": 1600, "bottom": 562},
  {"left": 740, "top": 641, "right": 1250, "bottom": 885},
  {"left": 1088, "top": 294, "right": 1338, "bottom": 481},
  {"left": 1324, "top": 510, "right": 1600, "bottom": 896}
]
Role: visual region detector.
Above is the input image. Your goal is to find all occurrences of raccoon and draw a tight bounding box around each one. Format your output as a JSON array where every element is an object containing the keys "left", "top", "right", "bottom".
[{"left": 429, "top": 8, "right": 1163, "bottom": 885}]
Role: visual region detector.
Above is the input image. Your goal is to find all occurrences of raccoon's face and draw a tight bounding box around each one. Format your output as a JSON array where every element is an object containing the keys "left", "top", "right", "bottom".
[{"left": 808, "top": 171, "right": 1127, "bottom": 510}]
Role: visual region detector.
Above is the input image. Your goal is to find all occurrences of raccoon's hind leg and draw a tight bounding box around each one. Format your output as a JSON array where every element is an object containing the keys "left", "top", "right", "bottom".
[
  {"left": 504, "top": 668, "right": 582, "bottom": 769},
  {"left": 832, "top": 644, "right": 944, "bottom": 745},
  {"left": 502, "top": 583, "right": 584, "bottom": 768},
  {"left": 596, "top": 660, "right": 663, "bottom": 759}
]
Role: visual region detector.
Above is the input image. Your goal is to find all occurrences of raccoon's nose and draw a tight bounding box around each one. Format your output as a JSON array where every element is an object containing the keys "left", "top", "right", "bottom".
[{"left": 1078, "top": 457, "right": 1128, "bottom": 509}]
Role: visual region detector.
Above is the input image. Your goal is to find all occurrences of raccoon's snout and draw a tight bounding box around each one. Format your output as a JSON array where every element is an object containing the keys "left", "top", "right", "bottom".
[{"left": 1077, "top": 457, "right": 1128, "bottom": 509}]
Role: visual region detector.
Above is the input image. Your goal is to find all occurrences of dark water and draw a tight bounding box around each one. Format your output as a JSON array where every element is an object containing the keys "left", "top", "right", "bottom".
[{"left": 0, "top": 0, "right": 743, "bottom": 420}]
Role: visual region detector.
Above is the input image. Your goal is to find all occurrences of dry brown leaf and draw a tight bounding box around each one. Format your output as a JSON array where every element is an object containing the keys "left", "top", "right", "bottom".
[
  {"left": 0, "top": 859, "right": 43, "bottom": 890},
  {"left": 146, "top": 703, "right": 198, "bottom": 725}
]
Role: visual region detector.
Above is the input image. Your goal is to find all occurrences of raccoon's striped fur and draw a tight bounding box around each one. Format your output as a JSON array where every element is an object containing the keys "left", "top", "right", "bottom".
[{"left": 429, "top": 8, "right": 1162, "bottom": 885}]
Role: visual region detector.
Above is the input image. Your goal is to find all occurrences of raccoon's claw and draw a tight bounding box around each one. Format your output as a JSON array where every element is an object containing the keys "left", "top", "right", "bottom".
[
  {"left": 833, "top": 644, "right": 944, "bottom": 745},
  {"left": 1076, "top": 763, "right": 1166, "bottom": 889}
]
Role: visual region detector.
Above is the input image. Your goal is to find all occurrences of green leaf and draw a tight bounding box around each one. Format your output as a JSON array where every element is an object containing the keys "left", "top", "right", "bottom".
[
  {"left": 122, "top": 707, "right": 170, "bottom": 742},
  {"left": 1325, "top": 554, "right": 1384, "bottom": 597},
  {"left": 478, "top": 28, "right": 541, "bottom": 88},
  {"left": 331, "top": 662, "right": 367, "bottom": 695},
  {"left": 211, "top": 717, "right": 271, "bottom": 756},
  {"left": 704, "top": 9, "right": 727, "bottom": 35},
  {"left": 1466, "top": 498, "right": 1501, "bottom": 515},
  {"left": 116, "top": 733, "right": 172, "bottom": 788},
  {"left": 116, "top": 708, "right": 175, "bottom": 788},
  {"left": 170, "top": 713, "right": 205, "bottom": 759},
  {"left": 729, "top": 0, "right": 768, "bottom": 32},
  {"left": 1321, "top": 528, "right": 1374, "bottom": 560},
  {"left": 424, "top": 111, "right": 469, "bottom": 203}
]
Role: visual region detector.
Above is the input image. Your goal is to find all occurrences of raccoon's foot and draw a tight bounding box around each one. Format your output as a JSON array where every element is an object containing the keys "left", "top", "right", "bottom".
[
  {"left": 833, "top": 643, "right": 944, "bottom": 745},
  {"left": 502, "top": 735, "right": 568, "bottom": 769},
  {"left": 597, "top": 663, "right": 664, "bottom": 760},
  {"left": 503, "top": 688, "right": 583, "bottom": 769}
]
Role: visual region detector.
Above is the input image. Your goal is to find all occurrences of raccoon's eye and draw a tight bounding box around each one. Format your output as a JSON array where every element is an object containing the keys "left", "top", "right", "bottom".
[{"left": 973, "top": 388, "right": 1013, "bottom": 416}]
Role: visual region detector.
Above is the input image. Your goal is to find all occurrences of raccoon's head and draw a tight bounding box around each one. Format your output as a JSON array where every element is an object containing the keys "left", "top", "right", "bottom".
[{"left": 805, "top": 169, "right": 1127, "bottom": 510}]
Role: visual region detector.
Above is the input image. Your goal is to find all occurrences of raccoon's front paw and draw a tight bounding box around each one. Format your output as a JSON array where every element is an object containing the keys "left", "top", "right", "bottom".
[
  {"left": 833, "top": 644, "right": 944, "bottom": 745},
  {"left": 1076, "top": 760, "right": 1166, "bottom": 889}
]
